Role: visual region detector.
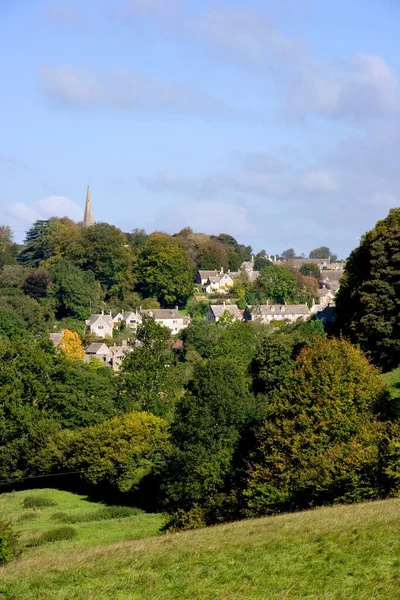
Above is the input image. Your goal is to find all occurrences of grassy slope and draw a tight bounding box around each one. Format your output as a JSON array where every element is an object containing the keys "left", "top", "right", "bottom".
[
  {"left": 384, "top": 366, "right": 400, "bottom": 400},
  {"left": 2, "top": 495, "right": 400, "bottom": 599},
  {"left": 0, "top": 489, "right": 163, "bottom": 557}
]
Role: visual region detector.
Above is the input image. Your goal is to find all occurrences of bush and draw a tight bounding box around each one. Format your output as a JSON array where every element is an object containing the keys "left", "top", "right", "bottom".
[
  {"left": 16, "top": 512, "right": 39, "bottom": 523},
  {"left": 22, "top": 495, "right": 57, "bottom": 509},
  {"left": 0, "top": 520, "right": 20, "bottom": 564},
  {"left": 52, "top": 506, "right": 141, "bottom": 524},
  {"left": 26, "top": 526, "right": 76, "bottom": 548},
  {"left": 163, "top": 507, "right": 207, "bottom": 532}
]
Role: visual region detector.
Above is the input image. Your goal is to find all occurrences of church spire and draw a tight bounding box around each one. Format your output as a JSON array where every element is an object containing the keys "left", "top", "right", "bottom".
[{"left": 83, "top": 185, "right": 94, "bottom": 227}]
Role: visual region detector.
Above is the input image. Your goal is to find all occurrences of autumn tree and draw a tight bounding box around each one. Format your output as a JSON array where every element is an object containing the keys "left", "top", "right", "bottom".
[
  {"left": 335, "top": 208, "right": 400, "bottom": 370},
  {"left": 59, "top": 329, "right": 84, "bottom": 361}
]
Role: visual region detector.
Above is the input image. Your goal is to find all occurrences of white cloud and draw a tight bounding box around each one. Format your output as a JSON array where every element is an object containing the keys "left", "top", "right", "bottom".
[
  {"left": 7, "top": 203, "right": 42, "bottom": 224},
  {"left": 287, "top": 54, "right": 400, "bottom": 119},
  {"left": 40, "top": 65, "right": 238, "bottom": 117},
  {"left": 121, "top": 1, "right": 303, "bottom": 67},
  {"left": 7, "top": 196, "right": 82, "bottom": 225},
  {"left": 301, "top": 170, "right": 339, "bottom": 192}
]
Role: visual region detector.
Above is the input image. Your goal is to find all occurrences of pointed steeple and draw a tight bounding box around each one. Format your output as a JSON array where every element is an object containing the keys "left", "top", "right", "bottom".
[{"left": 83, "top": 185, "right": 94, "bottom": 227}]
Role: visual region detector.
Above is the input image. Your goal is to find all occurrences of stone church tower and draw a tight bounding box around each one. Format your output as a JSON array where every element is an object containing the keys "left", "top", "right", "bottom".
[{"left": 83, "top": 185, "right": 95, "bottom": 227}]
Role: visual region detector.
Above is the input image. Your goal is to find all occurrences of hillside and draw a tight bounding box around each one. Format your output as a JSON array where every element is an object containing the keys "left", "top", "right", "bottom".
[{"left": 2, "top": 491, "right": 400, "bottom": 599}]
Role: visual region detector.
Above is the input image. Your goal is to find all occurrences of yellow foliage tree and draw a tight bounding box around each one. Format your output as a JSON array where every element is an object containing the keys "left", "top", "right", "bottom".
[{"left": 59, "top": 329, "right": 85, "bottom": 361}]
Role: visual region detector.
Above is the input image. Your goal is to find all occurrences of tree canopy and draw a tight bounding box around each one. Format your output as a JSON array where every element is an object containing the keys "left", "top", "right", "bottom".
[{"left": 335, "top": 208, "right": 400, "bottom": 370}]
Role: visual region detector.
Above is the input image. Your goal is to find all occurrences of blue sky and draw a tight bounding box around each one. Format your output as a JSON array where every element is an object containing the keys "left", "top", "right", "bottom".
[{"left": 1, "top": 0, "right": 400, "bottom": 257}]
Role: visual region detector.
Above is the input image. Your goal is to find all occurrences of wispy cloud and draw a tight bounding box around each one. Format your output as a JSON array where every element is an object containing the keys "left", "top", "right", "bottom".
[
  {"left": 286, "top": 53, "right": 400, "bottom": 120},
  {"left": 7, "top": 196, "right": 82, "bottom": 225},
  {"left": 40, "top": 65, "right": 241, "bottom": 118},
  {"left": 120, "top": 1, "right": 303, "bottom": 67}
]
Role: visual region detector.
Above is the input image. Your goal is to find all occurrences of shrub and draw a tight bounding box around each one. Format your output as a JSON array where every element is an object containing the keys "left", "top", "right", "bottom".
[
  {"left": 26, "top": 526, "right": 76, "bottom": 548},
  {"left": 52, "top": 506, "right": 141, "bottom": 524},
  {"left": 163, "top": 507, "right": 207, "bottom": 532},
  {"left": 0, "top": 520, "right": 20, "bottom": 564},
  {"left": 16, "top": 512, "right": 39, "bottom": 523},
  {"left": 22, "top": 495, "right": 57, "bottom": 509}
]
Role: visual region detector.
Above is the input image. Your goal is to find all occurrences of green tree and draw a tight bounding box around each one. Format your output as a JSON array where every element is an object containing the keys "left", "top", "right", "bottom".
[
  {"left": 162, "top": 357, "right": 258, "bottom": 526},
  {"left": 241, "top": 337, "right": 394, "bottom": 517},
  {"left": 196, "top": 238, "right": 229, "bottom": 271},
  {"left": 120, "top": 316, "right": 185, "bottom": 419},
  {"left": 50, "top": 258, "right": 100, "bottom": 320},
  {"left": 69, "top": 223, "right": 135, "bottom": 292},
  {"left": 335, "top": 209, "right": 400, "bottom": 370},
  {"left": 136, "top": 236, "right": 193, "bottom": 306},
  {"left": 256, "top": 262, "right": 298, "bottom": 304},
  {"left": 309, "top": 246, "right": 331, "bottom": 259},
  {"left": 0, "top": 308, "right": 27, "bottom": 340},
  {"left": 282, "top": 248, "right": 296, "bottom": 260},
  {"left": 66, "top": 412, "right": 171, "bottom": 494},
  {"left": 0, "top": 264, "right": 29, "bottom": 288},
  {"left": 18, "top": 218, "right": 80, "bottom": 267},
  {"left": 299, "top": 263, "right": 320, "bottom": 280}
]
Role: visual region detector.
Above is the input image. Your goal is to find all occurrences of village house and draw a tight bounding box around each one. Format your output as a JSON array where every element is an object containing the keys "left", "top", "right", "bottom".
[
  {"left": 141, "top": 308, "right": 189, "bottom": 334},
  {"left": 244, "top": 303, "right": 311, "bottom": 324},
  {"left": 111, "top": 312, "right": 124, "bottom": 327},
  {"left": 110, "top": 344, "right": 132, "bottom": 371},
  {"left": 122, "top": 310, "right": 142, "bottom": 331},
  {"left": 84, "top": 342, "right": 113, "bottom": 364},
  {"left": 206, "top": 303, "right": 242, "bottom": 323},
  {"left": 85, "top": 313, "right": 114, "bottom": 338},
  {"left": 203, "top": 272, "right": 235, "bottom": 295}
]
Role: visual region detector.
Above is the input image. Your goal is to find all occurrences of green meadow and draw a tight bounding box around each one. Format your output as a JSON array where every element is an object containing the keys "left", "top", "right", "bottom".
[{"left": 1, "top": 489, "right": 400, "bottom": 599}]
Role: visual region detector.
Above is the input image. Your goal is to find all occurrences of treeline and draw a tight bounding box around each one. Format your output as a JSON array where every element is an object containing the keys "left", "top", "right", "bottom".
[{"left": 0, "top": 218, "right": 321, "bottom": 341}]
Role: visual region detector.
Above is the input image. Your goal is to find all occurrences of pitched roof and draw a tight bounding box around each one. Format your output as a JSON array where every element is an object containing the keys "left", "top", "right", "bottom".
[
  {"left": 49, "top": 332, "right": 63, "bottom": 347},
  {"left": 86, "top": 314, "right": 113, "bottom": 327},
  {"left": 141, "top": 309, "right": 183, "bottom": 319},
  {"left": 85, "top": 342, "right": 112, "bottom": 355},
  {"left": 287, "top": 258, "right": 330, "bottom": 267},
  {"left": 248, "top": 304, "right": 310, "bottom": 317},
  {"left": 198, "top": 270, "right": 220, "bottom": 279},
  {"left": 209, "top": 304, "right": 242, "bottom": 318}
]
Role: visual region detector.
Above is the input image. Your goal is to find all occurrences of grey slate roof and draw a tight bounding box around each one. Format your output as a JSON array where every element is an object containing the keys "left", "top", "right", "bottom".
[
  {"left": 49, "top": 332, "right": 63, "bottom": 347},
  {"left": 85, "top": 342, "right": 112, "bottom": 355},
  {"left": 209, "top": 304, "right": 242, "bottom": 318},
  {"left": 141, "top": 309, "right": 183, "bottom": 319},
  {"left": 86, "top": 314, "right": 113, "bottom": 327},
  {"left": 248, "top": 304, "right": 310, "bottom": 317}
]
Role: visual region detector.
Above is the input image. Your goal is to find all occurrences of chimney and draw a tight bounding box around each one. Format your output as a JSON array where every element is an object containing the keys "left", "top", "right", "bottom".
[
  {"left": 220, "top": 266, "right": 224, "bottom": 274},
  {"left": 223, "top": 301, "right": 226, "bottom": 308},
  {"left": 101, "top": 309, "right": 104, "bottom": 315},
  {"left": 175, "top": 306, "right": 179, "bottom": 312}
]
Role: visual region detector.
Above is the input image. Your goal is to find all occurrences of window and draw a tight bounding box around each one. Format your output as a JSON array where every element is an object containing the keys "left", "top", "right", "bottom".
[{"left": 98, "top": 326, "right": 104, "bottom": 330}]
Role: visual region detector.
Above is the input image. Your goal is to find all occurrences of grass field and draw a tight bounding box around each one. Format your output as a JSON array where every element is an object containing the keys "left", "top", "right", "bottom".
[
  {"left": 0, "top": 488, "right": 164, "bottom": 557},
  {"left": 1, "top": 492, "right": 400, "bottom": 599},
  {"left": 384, "top": 366, "right": 400, "bottom": 400}
]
